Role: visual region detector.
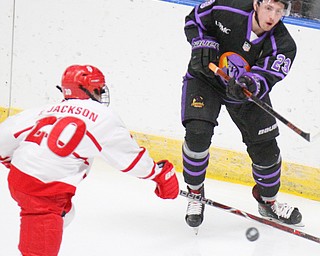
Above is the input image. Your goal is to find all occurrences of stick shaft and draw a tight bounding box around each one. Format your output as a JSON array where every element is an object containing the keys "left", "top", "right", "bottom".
[
  {"left": 208, "top": 63, "right": 310, "bottom": 142},
  {"left": 180, "top": 190, "right": 320, "bottom": 244}
]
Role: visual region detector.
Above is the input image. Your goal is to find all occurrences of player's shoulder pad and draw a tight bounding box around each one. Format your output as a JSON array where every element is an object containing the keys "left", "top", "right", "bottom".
[
  {"left": 272, "top": 21, "right": 297, "bottom": 51},
  {"left": 198, "top": 0, "right": 253, "bottom": 13}
]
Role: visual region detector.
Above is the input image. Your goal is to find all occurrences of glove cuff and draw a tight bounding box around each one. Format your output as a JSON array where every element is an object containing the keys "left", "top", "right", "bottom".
[{"left": 242, "top": 72, "right": 261, "bottom": 97}]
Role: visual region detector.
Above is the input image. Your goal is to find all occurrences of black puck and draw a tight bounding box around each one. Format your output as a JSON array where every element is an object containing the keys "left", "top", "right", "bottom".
[{"left": 246, "top": 227, "right": 259, "bottom": 241}]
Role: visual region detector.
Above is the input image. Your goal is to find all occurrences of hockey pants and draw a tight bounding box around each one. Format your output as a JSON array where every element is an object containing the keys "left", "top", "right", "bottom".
[{"left": 9, "top": 186, "right": 72, "bottom": 256}]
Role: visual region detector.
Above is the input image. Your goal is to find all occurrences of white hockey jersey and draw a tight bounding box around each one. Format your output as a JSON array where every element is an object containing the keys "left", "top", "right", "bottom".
[{"left": 0, "top": 99, "right": 161, "bottom": 196}]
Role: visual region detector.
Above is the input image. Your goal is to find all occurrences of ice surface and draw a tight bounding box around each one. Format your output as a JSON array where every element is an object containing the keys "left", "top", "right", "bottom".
[{"left": 1, "top": 158, "right": 320, "bottom": 255}]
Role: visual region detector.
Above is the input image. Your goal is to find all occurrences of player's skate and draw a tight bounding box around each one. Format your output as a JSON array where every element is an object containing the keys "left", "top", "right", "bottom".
[
  {"left": 185, "top": 185, "right": 205, "bottom": 234},
  {"left": 252, "top": 185, "right": 302, "bottom": 225}
]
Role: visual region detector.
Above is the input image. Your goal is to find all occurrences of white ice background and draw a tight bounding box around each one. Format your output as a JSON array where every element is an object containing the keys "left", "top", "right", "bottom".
[{"left": 1, "top": 158, "right": 320, "bottom": 256}]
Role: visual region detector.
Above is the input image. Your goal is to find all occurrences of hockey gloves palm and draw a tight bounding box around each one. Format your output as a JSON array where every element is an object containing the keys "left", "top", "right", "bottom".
[
  {"left": 153, "top": 160, "right": 179, "bottom": 199},
  {"left": 190, "top": 37, "right": 219, "bottom": 77},
  {"left": 226, "top": 73, "right": 261, "bottom": 102}
]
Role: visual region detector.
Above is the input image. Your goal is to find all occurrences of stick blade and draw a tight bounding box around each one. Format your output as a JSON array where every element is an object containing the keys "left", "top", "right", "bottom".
[{"left": 304, "top": 132, "right": 311, "bottom": 142}]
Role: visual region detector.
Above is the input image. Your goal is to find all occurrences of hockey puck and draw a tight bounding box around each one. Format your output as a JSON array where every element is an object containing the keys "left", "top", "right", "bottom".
[{"left": 246, "top": 227, "right": 259, "bottom": 241}]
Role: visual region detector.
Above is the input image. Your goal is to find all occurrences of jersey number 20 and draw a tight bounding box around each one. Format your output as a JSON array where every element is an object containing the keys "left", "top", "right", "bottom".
[{"left": 25, "top": 116, "right": 86, "bottom": 157}]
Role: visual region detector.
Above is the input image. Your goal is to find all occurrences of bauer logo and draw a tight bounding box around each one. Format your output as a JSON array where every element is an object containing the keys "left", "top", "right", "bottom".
[
  {"left": 200, "top": 0, "right": 216, "bottom": 9},
  {"left": 258, "top": 123, "right": 278, "bottom": 135}
]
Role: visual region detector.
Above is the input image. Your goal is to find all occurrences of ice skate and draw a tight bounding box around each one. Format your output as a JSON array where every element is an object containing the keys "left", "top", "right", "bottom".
[
  {"left": 252, "top": 185, "right": 302, "bottom": 225},
  {"left": 185, "top": 185, "right": 205, "bottom": 233}
]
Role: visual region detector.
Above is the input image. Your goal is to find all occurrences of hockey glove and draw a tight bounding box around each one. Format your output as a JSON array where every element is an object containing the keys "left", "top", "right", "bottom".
[
  {"left": 226, "top": 73, "right": 260, "bottom": 102},
  {"left": 190, "top": 37, "right": 219, "bottom": 77},
  {"left": 153, "top": 160, "right": 179, "bottom": 199}
]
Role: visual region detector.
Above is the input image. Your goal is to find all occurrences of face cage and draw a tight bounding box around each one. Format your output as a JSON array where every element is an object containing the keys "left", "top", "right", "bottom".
[
  {"left": 282, "top": 0, "right": 291, "bottom": 16},
  {"left": 100, "top": 85, "right": 110, "bottom": 106}
]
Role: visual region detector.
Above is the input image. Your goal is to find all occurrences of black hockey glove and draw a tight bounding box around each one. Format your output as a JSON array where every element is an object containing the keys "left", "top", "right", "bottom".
[
  {"left": 226, "top": 73, "right": 260, "bottom": 102},
  {"left": 190, "top": 37, "right": 219, "bottom": 77}
]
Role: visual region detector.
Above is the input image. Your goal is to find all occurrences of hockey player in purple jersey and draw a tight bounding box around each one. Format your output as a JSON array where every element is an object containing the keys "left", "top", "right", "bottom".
[{"left": 180, "top": 0, "right": 302, "bottom": 230}]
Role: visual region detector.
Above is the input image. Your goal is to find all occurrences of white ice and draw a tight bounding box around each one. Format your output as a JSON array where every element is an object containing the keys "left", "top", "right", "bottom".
[{"left": 1, "top": 158, "right": 320, "bottom": 256}]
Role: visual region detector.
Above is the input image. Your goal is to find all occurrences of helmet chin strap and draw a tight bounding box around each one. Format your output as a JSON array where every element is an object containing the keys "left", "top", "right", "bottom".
[
  {"left": 254, "top": 10, "right": 262, "bottom": 29},
  {"left": 56, "top": 85, "right": 62, "bottom": 93},
  {"left": 79, "top": 85, "right": 101, "bottom": 103}
]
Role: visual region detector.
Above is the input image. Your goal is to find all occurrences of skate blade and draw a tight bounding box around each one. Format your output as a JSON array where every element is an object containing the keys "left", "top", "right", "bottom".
[
  {"left": 295, "top": 223, "right": 305, "bottom": 227},
  {"left": 266, "top": 217, "right": 305, "bottom": 228},
  {"left": 191, "top": 227, "right": 199, "bottom": 235}
]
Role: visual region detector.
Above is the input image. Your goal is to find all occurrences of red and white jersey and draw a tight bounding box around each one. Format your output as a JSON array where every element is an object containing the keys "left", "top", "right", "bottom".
[{"left": 0, "top": 99, "right": 160, "bottom": 196}]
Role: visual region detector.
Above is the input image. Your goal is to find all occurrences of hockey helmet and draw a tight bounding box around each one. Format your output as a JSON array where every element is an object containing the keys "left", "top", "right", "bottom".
[
  {"left": 61, "top": 65, "right": 110, "bottom": 105},
  {"left": 256, "top": 0, "right": 291, "bottom": 16}
]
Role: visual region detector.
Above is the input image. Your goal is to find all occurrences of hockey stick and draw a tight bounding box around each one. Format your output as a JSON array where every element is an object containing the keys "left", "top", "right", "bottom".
[
  {"left": 180, "top": 190, "right": 320, "bottom": 244},
  {"left": 208, "top": 63, "right": 311, "bottom": 142}
]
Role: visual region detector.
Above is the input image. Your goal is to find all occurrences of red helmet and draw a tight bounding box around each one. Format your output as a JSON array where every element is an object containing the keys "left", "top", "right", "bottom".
[{"left": 61, "top": 65, "right": 109, "bottom": 104}]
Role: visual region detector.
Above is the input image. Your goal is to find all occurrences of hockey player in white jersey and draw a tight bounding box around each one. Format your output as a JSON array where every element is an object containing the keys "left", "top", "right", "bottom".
[{"left": 0, "top": 64, "right": 179, "bottom": 256}]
